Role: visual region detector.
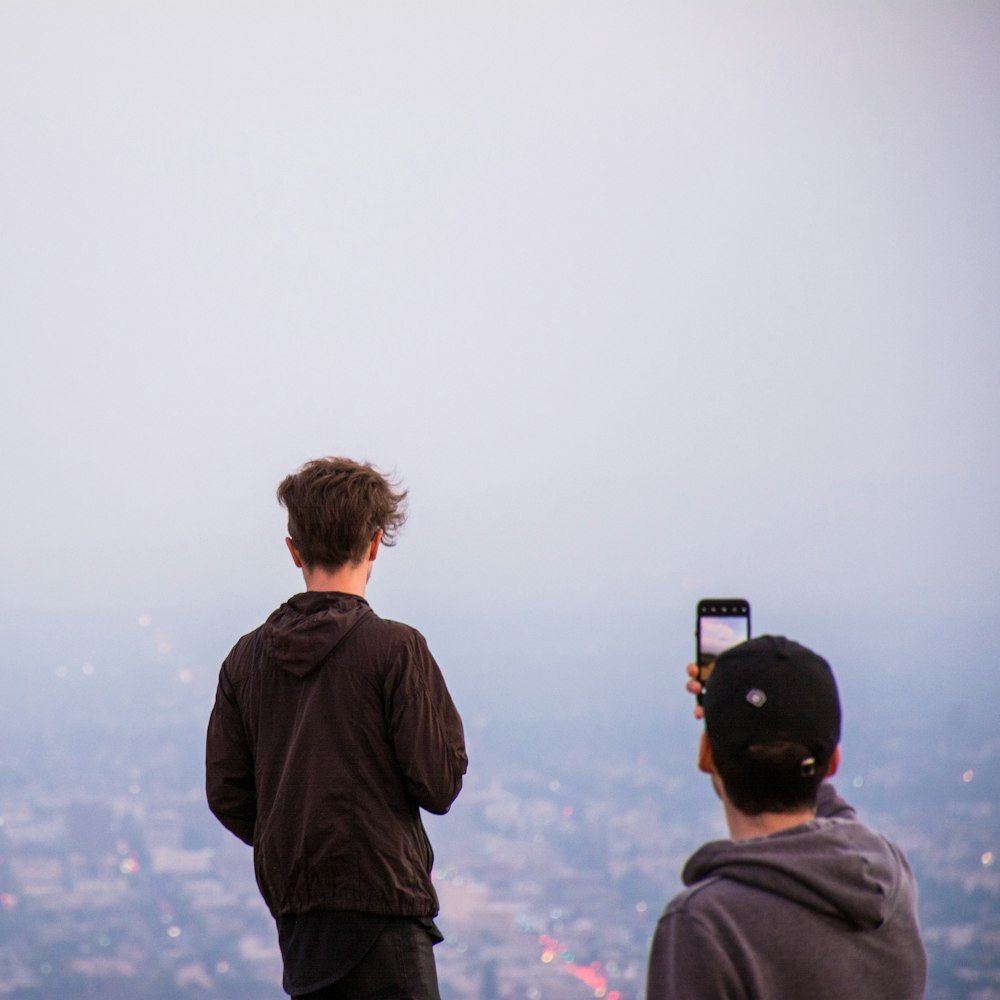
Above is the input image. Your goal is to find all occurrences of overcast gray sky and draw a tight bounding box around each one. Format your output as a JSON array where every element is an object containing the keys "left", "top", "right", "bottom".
[{"left": 2, "top": 3, "right": 998, "bottom": 645}]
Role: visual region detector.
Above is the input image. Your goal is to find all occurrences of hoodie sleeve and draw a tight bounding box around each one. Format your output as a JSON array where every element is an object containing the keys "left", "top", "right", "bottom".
[
  {"left": 205, "top": 656, "right": 257, "bottom": 845},
  {"left": 647, "top": 904, "right": 744, "bottom": 1000},
  {"left": 384, "top": 630, "right": 468, "bottom": 815}
]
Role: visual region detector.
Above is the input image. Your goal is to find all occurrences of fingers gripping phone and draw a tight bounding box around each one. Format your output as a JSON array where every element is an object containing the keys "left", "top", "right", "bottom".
[{"left": 696, "top": 599, "right": 751, "bottom": 703}]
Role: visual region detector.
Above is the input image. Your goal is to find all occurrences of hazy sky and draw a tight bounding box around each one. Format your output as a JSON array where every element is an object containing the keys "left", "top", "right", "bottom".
[{"left": 3, "top": 3, "right": 998, "bottom": 641}]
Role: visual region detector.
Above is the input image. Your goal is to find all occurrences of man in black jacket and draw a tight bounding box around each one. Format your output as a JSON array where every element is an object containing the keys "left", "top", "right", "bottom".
[{"left": 206, "top": 457, "right": 468, "bottom": 1000}]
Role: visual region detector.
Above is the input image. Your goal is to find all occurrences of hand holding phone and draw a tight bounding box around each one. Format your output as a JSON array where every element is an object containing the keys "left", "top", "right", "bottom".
[
  {"left": 685, "top": 662, "right": 705, "bottom": 719},
  {"left": 695, "top": 599, "right": 751, "bottom": 705}
]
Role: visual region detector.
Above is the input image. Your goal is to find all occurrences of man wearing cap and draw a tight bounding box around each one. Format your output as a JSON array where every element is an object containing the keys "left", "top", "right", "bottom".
[{"left": 646, "top": 635, "right": 926, "bottom": 1000}]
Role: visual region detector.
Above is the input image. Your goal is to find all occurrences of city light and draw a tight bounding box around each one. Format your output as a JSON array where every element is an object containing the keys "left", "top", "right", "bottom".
[{"left": 537, "top": 934, "right": 622, "bottom": 999}]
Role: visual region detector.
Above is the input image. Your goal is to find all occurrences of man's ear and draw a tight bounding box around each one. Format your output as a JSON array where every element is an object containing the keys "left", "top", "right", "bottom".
[
  {"left": 826, "top": 745, "right": 841, "bottom": 778},
  {"left": 285, "top": 536, "right": 304, "bottom": 569},
  {"left": 698, "top": 731, "right": 716, "bottom": 775},
  {"left": 367, "top": 529, "right": 383, "bottom": 563}
]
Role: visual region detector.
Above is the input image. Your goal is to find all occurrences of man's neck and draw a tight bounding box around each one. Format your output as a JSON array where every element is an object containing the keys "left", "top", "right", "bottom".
[
  {"left": 723, "top": 800, "right": 816, "bottom": 841},
  {"left": 301, "top": 560, "right": 371, "bottom": 598}
]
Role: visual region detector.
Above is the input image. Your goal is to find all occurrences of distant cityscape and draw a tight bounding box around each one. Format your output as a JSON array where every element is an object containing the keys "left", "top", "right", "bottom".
[{"left": 1, "top": 618, "right": 998, "bottom": 999}]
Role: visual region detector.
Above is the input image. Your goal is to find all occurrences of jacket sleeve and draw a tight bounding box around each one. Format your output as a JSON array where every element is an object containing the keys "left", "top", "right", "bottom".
[
  {"left": 385, "top": 631, "right": 468, "bottom": 815},
  {"left": 205, "top": 658, "right": 257, "bottom": 845}
]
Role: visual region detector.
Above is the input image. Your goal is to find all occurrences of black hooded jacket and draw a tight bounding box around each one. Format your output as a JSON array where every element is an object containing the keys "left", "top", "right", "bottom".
[{"left": 206, "top": 591, "right": 467, "bottom": 918}]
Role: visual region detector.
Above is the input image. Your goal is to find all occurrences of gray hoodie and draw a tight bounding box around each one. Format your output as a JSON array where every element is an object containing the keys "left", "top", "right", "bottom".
[{"left": 646, "top": 786, "right": 926, "bottom": 999}]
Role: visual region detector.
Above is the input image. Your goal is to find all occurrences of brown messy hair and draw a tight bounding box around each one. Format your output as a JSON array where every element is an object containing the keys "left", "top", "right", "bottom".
[
  {"left": 710, "top": 739, "right": 829, "bottom": 816},
  {"left": 276, "top": 458, "right": 408, "bottom": 570}
]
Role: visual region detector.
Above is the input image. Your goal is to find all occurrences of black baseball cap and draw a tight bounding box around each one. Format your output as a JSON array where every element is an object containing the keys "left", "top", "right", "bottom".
[{"left": 703, "top": 635, "right": 842, "bottom": 763}]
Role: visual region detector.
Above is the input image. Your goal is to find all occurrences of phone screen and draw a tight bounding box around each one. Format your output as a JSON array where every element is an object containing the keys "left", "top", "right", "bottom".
[{"left": 696, "top": 600, "right": 750, "bottom": 699}]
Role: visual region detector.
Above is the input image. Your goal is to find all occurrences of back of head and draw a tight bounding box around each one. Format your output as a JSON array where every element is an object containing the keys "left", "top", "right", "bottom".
[
  {"left": 276, "top": 458, "right": 408, "bottom": 571},
  {"left": 703, "top": 635, "right": 842, "bottom": 816}
]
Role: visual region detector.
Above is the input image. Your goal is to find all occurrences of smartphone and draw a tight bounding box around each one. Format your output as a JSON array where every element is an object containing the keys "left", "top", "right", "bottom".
[{"left": 695, "top": 599, "right": 751, "bottom": 703}]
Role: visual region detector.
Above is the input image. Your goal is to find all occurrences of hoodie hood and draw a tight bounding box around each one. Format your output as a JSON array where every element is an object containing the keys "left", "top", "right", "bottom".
[
  {"left": 260, "top": 591, "right": 373, "bottom": 678},
  {"left": 682, "top": 815, "right": 912, "bottom": 931}
]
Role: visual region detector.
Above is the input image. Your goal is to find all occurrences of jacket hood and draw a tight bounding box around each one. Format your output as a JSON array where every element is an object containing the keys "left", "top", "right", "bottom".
[
  {"left": 682, "top": 816, "right": 912, "bottom": 931},
  {"left": 260, "top": 591, "right": 373, "bottom": 678}
]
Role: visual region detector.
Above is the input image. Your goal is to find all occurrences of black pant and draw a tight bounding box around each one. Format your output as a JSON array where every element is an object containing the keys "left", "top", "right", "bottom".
[{"left": 294, "top": 918, "right": 442, "bottom": 1000}]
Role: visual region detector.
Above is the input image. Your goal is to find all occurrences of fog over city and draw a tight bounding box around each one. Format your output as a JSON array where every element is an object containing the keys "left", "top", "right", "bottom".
[{"left": 2, "top": 4, "right": 999, "bottom": 998}]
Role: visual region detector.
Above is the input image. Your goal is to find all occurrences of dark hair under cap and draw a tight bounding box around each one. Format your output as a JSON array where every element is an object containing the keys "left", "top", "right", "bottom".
[{"left": 704, "top": 635, "right": 842, "bottom": 764}]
